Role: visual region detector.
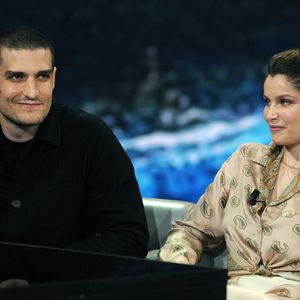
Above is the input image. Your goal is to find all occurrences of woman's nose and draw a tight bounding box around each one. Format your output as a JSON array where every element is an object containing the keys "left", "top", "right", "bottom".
[{"left": 265, "top": 104, "right": 279, "bottom": 121}]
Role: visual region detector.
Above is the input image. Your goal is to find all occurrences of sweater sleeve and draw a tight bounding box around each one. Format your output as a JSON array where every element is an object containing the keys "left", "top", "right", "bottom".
[{"left": 68, "top": 121, "right": 149, "bottom": 258}]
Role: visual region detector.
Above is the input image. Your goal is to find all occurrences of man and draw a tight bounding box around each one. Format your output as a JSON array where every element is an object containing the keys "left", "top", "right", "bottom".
[{"left": 0, "top": 28, "right": 149, "bottom": 262}]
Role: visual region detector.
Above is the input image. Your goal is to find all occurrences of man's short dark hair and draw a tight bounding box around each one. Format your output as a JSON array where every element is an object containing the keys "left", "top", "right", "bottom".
[
  {"left": 0, "top": 27, "right": 55, "bottom": 68},
  {"left": 267, "top": 48, "right": 300, "bottom": 90}
]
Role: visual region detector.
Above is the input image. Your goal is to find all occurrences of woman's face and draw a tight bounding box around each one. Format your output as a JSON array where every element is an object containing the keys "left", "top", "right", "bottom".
[{"left": 264, "top": 74, "right": 300, "bottom": 152}]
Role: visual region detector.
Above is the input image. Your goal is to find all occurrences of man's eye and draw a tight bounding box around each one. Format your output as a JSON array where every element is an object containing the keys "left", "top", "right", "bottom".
[
  {"left": 37, "top": 74, "right": 50, "bottom": 81},
  {"left": 8, "top": 74, "right": 24, "bottom": 81}
]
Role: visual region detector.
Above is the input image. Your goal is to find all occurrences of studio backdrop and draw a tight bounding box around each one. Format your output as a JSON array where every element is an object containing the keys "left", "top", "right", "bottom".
[{"left": 2, "top": 0, "right": 299, "bottom": 202}]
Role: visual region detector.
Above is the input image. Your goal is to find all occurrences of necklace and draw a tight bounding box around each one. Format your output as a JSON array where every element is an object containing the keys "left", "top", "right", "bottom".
[
  {"left": 271, "top": 159, "right": 299, "bottom": 202},
  {"left": 282, "top": 159, "right": 300, "bottom": 170}
]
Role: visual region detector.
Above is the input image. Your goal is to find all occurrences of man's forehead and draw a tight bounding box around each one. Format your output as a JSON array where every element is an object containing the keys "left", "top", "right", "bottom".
[
  {"left": 0, "top": 47, "right": 53, "bottom": 70},
  {"left": 1, "top": 46, "right": 51, "bottom": 56}
]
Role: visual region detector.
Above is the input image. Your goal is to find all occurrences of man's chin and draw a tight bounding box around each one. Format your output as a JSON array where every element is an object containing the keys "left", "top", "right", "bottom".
[
  {"left": 17, "top": 120, "right": 44, "bottom": 127},
  {"left": 10, "top": 116, "right": 45, "bottom": 128}
]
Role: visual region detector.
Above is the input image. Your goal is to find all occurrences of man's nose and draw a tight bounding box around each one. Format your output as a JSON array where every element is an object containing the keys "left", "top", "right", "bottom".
[{"left": 23, "top": 78, "right": 38, "bottom": 99}]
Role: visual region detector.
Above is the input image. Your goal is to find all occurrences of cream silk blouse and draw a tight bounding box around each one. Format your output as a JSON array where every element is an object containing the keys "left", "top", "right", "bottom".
[{"left": 160, "top": 143, "right": 300, "bottom": 281}]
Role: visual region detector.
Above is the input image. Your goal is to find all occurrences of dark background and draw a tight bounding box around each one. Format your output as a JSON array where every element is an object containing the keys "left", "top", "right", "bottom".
[{"left": 1, "top": 0, "right": 300, "bottom": 201}]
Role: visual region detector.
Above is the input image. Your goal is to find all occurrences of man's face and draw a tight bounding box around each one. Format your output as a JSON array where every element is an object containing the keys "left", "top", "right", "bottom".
[{"left": 0, "top": 47, "right": 56, "bottom": 131}]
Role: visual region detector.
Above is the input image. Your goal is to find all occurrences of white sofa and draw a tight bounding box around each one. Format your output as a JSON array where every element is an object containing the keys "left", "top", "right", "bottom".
[{"left": 143, "top": 197, "right": 227, "bottom": 269}]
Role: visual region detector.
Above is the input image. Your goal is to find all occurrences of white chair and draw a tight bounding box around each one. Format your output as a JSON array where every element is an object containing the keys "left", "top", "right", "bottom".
[{"left": 143, "top": 197, "right": 227, "bottom": 269}]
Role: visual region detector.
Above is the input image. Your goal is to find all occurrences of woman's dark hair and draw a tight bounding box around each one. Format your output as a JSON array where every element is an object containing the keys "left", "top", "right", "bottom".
[
  {"left": 0, "top": 27, "right": 55, "bottom": 68},
  {"left": 267, "top": 48, "right": 300, "bottom": 90}
]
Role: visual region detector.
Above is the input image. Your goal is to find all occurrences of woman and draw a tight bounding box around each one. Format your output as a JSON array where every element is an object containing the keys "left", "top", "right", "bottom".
[{"left": 159, "top": 49, "right": 300, "bottom": 299}]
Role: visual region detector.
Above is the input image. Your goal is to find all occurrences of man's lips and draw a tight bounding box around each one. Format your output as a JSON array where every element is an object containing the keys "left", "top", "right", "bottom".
[
  {"left": 17, "top": 101, "right": 41, "bottom": 105},
  {"left": 16, "top": 101, "right": 42, "bottom": 107}
]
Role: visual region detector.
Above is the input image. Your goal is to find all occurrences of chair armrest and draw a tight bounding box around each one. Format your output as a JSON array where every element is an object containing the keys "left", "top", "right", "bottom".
[
  {"left": 143, "top": 198, "right": 194, "bottom": 250},
  {"left": 143, "top": 198, "right": 228, "bottom": 269}
]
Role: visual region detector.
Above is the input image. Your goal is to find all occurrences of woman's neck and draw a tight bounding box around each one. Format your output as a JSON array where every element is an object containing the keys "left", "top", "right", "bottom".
[{"left": 283, "top": 146, "right": 300, "bottom": 169}]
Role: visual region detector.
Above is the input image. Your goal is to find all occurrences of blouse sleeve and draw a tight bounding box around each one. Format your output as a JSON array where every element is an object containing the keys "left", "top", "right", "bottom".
[{"left": 159, "top": 147, "right": 241, "bottom": 265}]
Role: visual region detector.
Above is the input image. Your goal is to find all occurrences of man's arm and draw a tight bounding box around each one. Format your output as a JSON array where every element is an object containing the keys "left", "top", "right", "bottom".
[{"left": 68, "top": 122, "right": 149, "bottom": 258}]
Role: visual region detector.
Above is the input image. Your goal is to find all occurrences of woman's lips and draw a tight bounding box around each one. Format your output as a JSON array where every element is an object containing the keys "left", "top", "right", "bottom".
[{"left": 269, "top": 125, "right": 284, "bottom": 132}]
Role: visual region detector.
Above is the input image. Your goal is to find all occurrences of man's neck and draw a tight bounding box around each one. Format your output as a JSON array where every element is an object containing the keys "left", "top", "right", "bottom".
[{"left": 0, "top": 118, "right": 38, "bottom": 142}]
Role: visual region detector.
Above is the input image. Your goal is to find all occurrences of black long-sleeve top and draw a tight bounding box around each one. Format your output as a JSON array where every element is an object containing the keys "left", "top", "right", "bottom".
[{"left": 0, "top": 101, "right": 149, "bottom": 259}]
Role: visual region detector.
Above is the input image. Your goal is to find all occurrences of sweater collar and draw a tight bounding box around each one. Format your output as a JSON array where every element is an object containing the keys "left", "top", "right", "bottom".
[{"left": 35, "top": 101, "right": 61, "bottom": 147}]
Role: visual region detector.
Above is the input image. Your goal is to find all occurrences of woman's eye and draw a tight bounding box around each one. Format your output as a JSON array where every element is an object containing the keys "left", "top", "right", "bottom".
[{"left": 280, "top": 99, "right": 290, "bottom": 105}]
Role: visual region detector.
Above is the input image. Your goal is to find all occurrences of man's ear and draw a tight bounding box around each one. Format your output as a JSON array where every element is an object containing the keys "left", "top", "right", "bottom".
[{"left": 52, "top": 67, "right": 57, "bottom": 89}]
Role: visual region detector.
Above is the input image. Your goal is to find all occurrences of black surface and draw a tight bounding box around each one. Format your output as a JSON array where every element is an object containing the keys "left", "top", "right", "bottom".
[{"left": 0, "top": 241, "right": 227, "bottom": 299}]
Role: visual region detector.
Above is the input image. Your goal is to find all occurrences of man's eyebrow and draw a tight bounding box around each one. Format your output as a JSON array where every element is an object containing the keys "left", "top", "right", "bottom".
[
  {"left": 37, "top": 69, "right": 53, "bottom": 75},
  {"left": 4, "top": 69, "right": 53, "bottom": 77},
  {"left": 4, "top": 71, "right": 25, "bottom": 77}
]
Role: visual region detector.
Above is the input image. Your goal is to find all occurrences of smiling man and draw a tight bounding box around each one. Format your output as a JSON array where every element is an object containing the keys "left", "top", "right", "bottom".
[
  {"left": 0, "top": 28, "right": 148, "bottom": 278},
  {"left": 0, "top": 47, "right": 55, "bottom": 140}
]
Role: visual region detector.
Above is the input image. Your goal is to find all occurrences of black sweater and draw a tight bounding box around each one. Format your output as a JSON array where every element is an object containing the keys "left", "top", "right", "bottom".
[{"left": 0, "top": 102, "right": 149, "bottom": 259}]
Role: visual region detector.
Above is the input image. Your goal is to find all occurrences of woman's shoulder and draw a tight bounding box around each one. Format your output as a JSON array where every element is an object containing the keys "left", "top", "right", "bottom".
[{"left": 234, "top": 143, "right": 271, "bottom": 161}]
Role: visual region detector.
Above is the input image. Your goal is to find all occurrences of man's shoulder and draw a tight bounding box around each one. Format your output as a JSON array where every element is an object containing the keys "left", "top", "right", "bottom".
[
  {"left": 59, "top": 103, "right": 102, "bottom": 123},
  {"left": 57, "top": 103, "right": 108, "bottom": 133},
  {"left": 50, "top": 102, "right": 117, "bottom": 148}
]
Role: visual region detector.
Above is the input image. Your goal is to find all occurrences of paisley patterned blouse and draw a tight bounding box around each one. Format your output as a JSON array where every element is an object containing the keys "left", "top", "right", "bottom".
[{"left": 161, "top": 143, "right": 300, "bottom": 281}]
